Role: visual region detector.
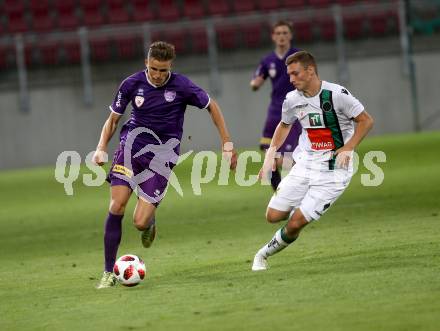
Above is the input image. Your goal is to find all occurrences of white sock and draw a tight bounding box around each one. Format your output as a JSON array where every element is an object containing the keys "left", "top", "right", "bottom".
[{"left": 258, "top": 229, "right": 289, "bottom": 258}]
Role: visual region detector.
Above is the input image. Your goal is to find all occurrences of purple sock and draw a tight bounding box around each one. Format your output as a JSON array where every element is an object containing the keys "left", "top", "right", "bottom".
[{"left": 104, "top": 212, "right": 123, "bottom": 272}]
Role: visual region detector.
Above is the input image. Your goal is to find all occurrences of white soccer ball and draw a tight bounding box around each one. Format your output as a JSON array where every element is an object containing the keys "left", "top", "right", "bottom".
[{"left": 113, "top": 254, "right": 147, "bottom": 287}]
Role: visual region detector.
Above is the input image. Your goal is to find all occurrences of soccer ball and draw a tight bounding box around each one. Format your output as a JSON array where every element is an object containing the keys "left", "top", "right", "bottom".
[{"left": 113, "top": 254, "right": 147, "bottom": 287}]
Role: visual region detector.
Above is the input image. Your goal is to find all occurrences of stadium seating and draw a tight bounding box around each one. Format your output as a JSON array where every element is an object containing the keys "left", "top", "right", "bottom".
[
  {"left": 0, "top": 0, "right": 414, "bottom": 68},
  {"left": 55, "top": 0, "right": 80, "bottom": 30},
  {"left": 343, "top": 14, "right": 365, "bottom": 39},
  {"left": 242, "top": 23, "right": 264, "bottom": 48},
  {"left": 182, "top": 0, "right": 206, "bottom": 20},
  {"left": 62, "top": 40, "right": 81, "bottom": 64},
  {"left": 132, "top": 0, "right": 155, "bottom": 22},
  {"left": 189, "top": 27, "right": 208, "bottom": 52},
  {"left": 207, "top": 0, "right": 230, "bottom": 16},
  {"left": 29, "top": 0, "right": 54, "bottom": 32},
  {"left": 157, "top": 0, "right": 180, "bottom": 22},
  {"left": 293, "top": 20, "right": 313, "bottom": 43},
  {"left": 216, "top": 24, "right": 239, "bottom": 50},
  {"left": 232, "top": 0, "right": 256, "bottom": 14},
  {"left": 257, "top": 0, "right": 280, "bottom": 12},
  {"left": 107, "top": 0, "right": 131, "bottom": 24}
]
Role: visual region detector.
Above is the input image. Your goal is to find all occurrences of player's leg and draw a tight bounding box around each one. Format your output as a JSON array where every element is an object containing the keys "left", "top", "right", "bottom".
[
  {"left": 98, "top": 184, "right": 132, "bottom": 289},
  {"left": 133, "top": 198, "right": 157, "bottom": 248},
  {"left": 252, "top": 170, "right": 309, "bottom": 271}
]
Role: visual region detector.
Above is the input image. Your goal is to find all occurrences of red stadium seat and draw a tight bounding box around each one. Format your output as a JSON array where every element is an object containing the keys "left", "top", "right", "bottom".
[
  {"left": 182, "top": 0, "right": 206, "bottom": 20},
  {"left": 282, "top": 0, "right": 307, "bottom": 9},
  {"left": 132, "top": 0, "right": 155, "bottom": 22},
  {"left": 207, "top": 0, "right": 230, "bottom": 16},
  {"left": 90, "top": 38, "right": 111, "bottom": 61},
  {"left": 368, "top": 11, "right": 388, "bottom": 37},
  {"left": 162, "top": 30, "right": 187, "bottom": 53},
  {"left": 189, "top": 27, "right": 208, "bottom": 53},
  {"left": 115, "top": 35, "right": 142, "bottom": 60},
  {"left": 242, "top": 23, "right": 263, "bottom": 48},
  {"left": 216, "top": 24, "right": 239, "bottom": 50},
  {"left": 293, "top": 20, "right": 313, "bottom": 43},
  {"left": 55, "top": 0, "right": 80, "bottom": 30},
  {"left": 157, "top": 0, "right": 180, "bottom": 22},
  {"left": 317, "top": 17, "right": 336, "bottom": 41},
  {"left": 38, "top": 41, "right": 60, "bottom": 65},
  {"left": 2, "top": 0, "right": 25, "bottom": 14},
  {"left": 308, "top": 0, "right": 332, "bottom": 7},
  {"left": 7, "top": 11, "right": 28, "bottom": 33},
  {"left": 343, "top": 15, "right": 364, "bottom": 39},
  {"left": 30, "top": 0, "right": 54, "bottom": 32},
  {"left": 62, "top": 40, "right": 81, "bottom": 64},
  {"left": 80, "top": 0, "right": 105, "bottom": 27},
  {"left": 335, "top": 0, "right": 357, "bottom": 5},
  {"left": 108, "top": 0, "right": 131, "bottom": 24},
  {"left": 232, "top": 0, "right": 256, "bottom": 13},
  {"left": 0, "top": 46, "right": 15, "bottom": 69},
  {"left": 257, "top": 0, "right": 280, "bottom": 11}
]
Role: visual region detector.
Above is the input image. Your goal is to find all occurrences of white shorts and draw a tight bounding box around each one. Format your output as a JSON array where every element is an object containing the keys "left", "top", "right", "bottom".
[{"left": 268, "top": 165, "right": 352, "bottom": 222}]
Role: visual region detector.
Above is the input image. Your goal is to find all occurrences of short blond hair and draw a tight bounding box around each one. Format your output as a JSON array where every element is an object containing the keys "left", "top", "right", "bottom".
[
  {"left": 147, "top": 41, "right": 176, "bottom": 61},
  {"left": 285, "top": 50, "right": 318, "bottom": 74}
]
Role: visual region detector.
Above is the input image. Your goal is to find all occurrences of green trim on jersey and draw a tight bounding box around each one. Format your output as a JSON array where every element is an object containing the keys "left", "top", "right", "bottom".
[{"left": 320, "top": 89, "right": 344, "bottom": 170}]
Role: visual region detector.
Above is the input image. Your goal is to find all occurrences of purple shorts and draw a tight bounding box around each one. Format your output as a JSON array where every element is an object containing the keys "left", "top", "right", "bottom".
[
  {"left": 260, "top": 110, "right": 302, "bottom": 154},
  {"left": 106, "top": 143, "right": 175, "bottom": 207}
]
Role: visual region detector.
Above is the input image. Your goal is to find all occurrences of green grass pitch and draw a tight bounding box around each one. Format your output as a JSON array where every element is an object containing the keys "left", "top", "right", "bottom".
[{"left": 1, "top": 131, "right": 439, "bottom": 331}]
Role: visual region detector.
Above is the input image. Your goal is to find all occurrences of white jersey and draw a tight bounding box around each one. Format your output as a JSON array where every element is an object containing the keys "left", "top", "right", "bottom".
[{"left": 282, "top": 80, "right": 364, "bottom": 171}]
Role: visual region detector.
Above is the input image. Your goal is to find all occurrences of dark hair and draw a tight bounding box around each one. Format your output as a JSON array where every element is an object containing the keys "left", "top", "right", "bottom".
[
  {"left": 272, "top": 20, "right": 293, "bottom": 33},
  {"left": 285, "top": 50, "right": 318, "bottom": 74},
  {"left": 147, "top": 41, "right": 176, "bottom": 61}
]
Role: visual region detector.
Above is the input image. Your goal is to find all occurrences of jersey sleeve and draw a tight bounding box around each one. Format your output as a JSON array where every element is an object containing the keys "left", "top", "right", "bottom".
[
  {"left": 254, "top": 59, "right": 268, "bottom": 79},
  {"left": 281, "top": 96, "right": 298, "bottom": 125},
  {"left": 109, "top": 77, "right": 134, "bottom": 115},
  {"left": 184, "top": 78, "right": 210, "bottom": 110},
  {"left": 338, "top": 88, "right": 365, "bottom": 118}
]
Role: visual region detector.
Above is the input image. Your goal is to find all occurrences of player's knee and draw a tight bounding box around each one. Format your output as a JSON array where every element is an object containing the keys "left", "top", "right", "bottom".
[
  {"left": 265, "top": 209, "right": 286, "bottom": 223},
  {"left": 285, "top": 218, "right": 307, "bottom": 236},
  {"left": 110, "top": 199, "right": 127, "bottom": 215},
  {"left": 133, "top": 215, "right": 153, "bottom": 231}
]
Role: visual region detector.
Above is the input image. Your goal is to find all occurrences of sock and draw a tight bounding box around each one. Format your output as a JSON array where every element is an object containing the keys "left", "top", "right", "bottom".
[
  {"left": 104, "top": 212, "right": 123, "bottom": 272},
  {"left": 270, "top": 169, "right": 281, "bottom": 191},
  {"left": 258, "top": 226, "right": 298, "bottom": 258}
]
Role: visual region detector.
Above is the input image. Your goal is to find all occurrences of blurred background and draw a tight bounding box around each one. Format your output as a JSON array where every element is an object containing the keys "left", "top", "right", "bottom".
[{"left": 0, "top": 0, "right": 439, "bottom": 169}]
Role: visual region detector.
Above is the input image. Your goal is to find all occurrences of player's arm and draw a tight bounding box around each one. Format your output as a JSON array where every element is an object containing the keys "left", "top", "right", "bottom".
[
  {"left": 250, "top": 75, "right": 265, "bottom": 91},
  {"left": 92, "top": 112, "right": 123, "bottom": 166},
  {"left": 207, "top": 99, "right": 238, "bottom": 170},
  {"left": 259, "top": 121, "right": 292, "bottom": 180},
  {"left": 335, "top": 110, "right": 374, "bottom": 168}
]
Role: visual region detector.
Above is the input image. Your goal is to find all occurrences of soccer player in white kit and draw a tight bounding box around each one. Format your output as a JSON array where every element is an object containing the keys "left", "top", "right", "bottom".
[{"left": 252, "top": 50, "right": 374, "bottom": 271}]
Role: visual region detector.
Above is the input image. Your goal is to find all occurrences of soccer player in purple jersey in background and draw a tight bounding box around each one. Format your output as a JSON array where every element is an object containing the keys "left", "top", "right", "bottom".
[
  {"left": 250, "top": 20, "right": 302, "bottom": 191},
  {"left": 92, "top": 41, "right": 238, "bottom": 289}
]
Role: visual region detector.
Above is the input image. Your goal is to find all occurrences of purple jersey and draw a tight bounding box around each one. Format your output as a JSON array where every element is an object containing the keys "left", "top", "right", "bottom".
[
  {"left": 107, "top": 70, "right": 210, "bottom": 205},
  {"left": 254, "top": 47, "right": 299, "bottom": 112},
  {"left": 110, "top": 70, "right": 210, "bottom": 153}
]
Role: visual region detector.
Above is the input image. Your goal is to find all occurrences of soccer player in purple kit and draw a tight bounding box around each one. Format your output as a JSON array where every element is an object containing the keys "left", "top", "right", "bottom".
[
  {"left": 250, "top": 20, "right": 302, "bottom": 190},
  {"left": 92, "top": 41, "right": 238, "bottom": 289}
]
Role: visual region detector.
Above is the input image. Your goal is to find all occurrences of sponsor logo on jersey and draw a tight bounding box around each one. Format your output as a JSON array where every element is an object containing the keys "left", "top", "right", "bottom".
[
  {"left": 293, "top": 103, "right": 308, "bottom": 110},
  {"left": 307, "top": 128, "right": 335, "bottom": 150},
  {"left": 341, "top": 88, "right": 349, "bottom": 95},
  {"left": 269, "top": 63, "right": 276, "bottom": 78},
  {"left": 135, "top": 96, "right": 144, "bottom": 107},
  {"left": 112, "top": 165, "right": 133, "bottom": 178},
  {"left": 137, "top": 88, "right": 144, "bottom": 96},
  {"left": 322, "top": 101, "right": 333, "bottom": 112},
  {"left": 309, "top": 113, "right": 323, "bottom": 126},
  {"left": 164, "top": 90, "right": 176, "bottom": 102},
  {"left": 116, "top": 91, "right": 122, "bottom": 108}
]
